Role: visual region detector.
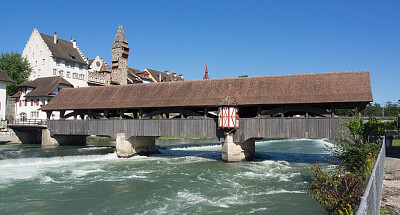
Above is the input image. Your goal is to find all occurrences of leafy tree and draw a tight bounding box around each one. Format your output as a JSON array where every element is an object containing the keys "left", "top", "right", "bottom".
[
  {"left": 238, "top": 74, "right": 248, "bottom": 78},
  {"left": 0, "top": 52, "right": 31, "bottom": 96}
]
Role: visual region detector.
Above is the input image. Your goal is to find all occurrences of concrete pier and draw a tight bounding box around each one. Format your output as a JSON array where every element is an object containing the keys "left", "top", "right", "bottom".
[
  {"left": 116, "top": 133, "right": 157, "bottom": 158},
  {"left": 222, "top": 133, "right": 255, "bottom": 162},
  {"left": 42, "top": 128, "right": 86, "bottom": 147}
]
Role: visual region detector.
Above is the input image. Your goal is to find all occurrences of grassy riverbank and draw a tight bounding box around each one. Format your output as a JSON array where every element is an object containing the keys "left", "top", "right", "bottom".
[
  {"left": 157, "top": 136, "right": 213, "bottom": 140},
  {"left": 86, "top": 136, "right": 115, "bottom": 143}
]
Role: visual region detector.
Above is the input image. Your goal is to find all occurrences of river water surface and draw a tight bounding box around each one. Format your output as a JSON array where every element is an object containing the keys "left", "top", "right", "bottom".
[{"left": 0, "top": 139, "right": 332, "bottom": 214}]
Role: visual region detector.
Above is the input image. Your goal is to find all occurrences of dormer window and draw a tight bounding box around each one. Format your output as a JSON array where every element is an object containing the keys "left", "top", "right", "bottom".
[{"left": 56, "top": 58, "right": 60, "bottom": 66}]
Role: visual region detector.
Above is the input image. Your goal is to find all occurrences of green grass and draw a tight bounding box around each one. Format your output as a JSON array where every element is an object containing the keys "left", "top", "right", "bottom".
[
  {"left": 157, "top": 136, "right": 213, "bottom": 140},
  {"left": 86, "top": 136, "right": 115, "bottom": 143},
  {"left": 392, "top": 139, "right": 400, "bottom": 146}
]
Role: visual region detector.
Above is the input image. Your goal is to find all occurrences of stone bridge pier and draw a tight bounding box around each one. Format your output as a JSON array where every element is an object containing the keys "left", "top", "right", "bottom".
[
  {"left": 116, "top": 133, "right": 157, "bottom": 158},
  {"left": 222, "top": 133, "right": 255, "bottom": 162},
  {"left": 42, "top": 128, "right": 86, "bottom": 147}
]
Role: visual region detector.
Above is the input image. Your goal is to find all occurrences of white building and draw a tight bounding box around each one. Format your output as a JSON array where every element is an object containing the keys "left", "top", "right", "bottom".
[
  {"left": 0, "top": 69, "right": 14, "bottom": 120},
  {"left": 11, "top": 76, "right": 73, "bottom": 122},
  {"left": 22, "top": 28, "right": 89, "bottom": 88}
]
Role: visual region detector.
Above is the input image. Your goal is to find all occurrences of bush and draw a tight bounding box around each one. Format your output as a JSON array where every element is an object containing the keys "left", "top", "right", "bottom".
[
  {"left": 307, "top": 116, "right": 389, "bottom": 214},
  {"left": 307, "top": 164, "right": 362, "bottom": 214}
]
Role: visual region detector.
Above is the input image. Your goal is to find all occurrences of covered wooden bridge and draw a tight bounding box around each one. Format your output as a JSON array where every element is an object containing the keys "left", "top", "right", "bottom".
[{"left": 41, "top": 71, "right": 373, "bottom": 161}]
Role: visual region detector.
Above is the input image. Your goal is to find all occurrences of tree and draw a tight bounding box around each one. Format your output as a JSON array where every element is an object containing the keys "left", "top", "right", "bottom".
[{"left": 0, "top": 52, "right": 31, "bottom": 97}]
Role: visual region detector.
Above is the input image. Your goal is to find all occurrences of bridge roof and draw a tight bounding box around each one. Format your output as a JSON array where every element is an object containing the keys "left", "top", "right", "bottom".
[{"left": 41, "top": 71, "right": 373, "bottom": 111}]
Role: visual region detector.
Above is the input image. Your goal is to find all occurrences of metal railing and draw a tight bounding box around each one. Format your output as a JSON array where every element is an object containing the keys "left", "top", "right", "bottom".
[
  {"left": 12, "top": 119, "right": 47, "bottom": 125},
  {"left": 356, "top": 136, "right": 386, "bottom": 215}
]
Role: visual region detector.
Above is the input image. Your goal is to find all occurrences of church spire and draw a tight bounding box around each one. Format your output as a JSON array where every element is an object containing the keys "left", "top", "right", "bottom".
[{"left": 203, "top": 63, "right": 209, "bottom": 80}]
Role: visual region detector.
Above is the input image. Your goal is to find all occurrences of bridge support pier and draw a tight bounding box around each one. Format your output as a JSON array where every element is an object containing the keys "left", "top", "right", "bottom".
[
  {"left": 116, "top": 133, "right": 157, "bottom": 158},
  {"left": 222, "top": 133, "right": 255, "bottom": 162},
  {"left": 41, "top": 129, "right": 86, "bottom": 147}
]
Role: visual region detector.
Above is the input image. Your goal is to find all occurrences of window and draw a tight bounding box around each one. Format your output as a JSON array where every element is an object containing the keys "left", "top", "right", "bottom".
[
  {"left": 24, "top": 100, "right": 27, "bottom": 106},
  {"left": 79, "top": 64, "right": 83, "bottom": 70},
  {"left": 20, "top": 112, "right": 27, "bottom": 122},
  {"left": 73, "top": 73, "right": 77, "bottom": 79},
  {"left": 67, "top": 71, "right": 71, "bottom": 78},
  {"left": 42, "top": 59, "right": 45, "bottom": 65},
  {"left": 65, "top": 61, "right": 69, "bottom": 67},
  {"left": 71, "top": 62, "right": 75, "bottom": 68},
  {"left": 53, "top": 69, "right": 57, "bottom": 75},
  {"left": 82, "top": 75, "right": 85, "bottom": 80},
  {"left": 36, "top": 99, "right": 39, "bottom": 106},
  {"left": 56, "top": 58, "right": 60, "bottom": 66},
  {"left": 59, "top": 70, "right": 64, "bottom": 77},
  {"left": 95, "top": 78, "right": 99, "bottom": 82}
]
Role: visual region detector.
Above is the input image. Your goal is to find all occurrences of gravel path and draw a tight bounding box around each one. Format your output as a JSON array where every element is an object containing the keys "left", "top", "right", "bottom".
[{"left": 380, "top": 146, "right": 400, "bottom": 215}]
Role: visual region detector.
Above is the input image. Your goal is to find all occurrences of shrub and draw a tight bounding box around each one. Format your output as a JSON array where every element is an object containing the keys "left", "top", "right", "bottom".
[
  {"left": 307, "top": 116, "right": 389, "bottom": 214},
  {"left": 307, "top": 164, "right": 362, "bottom": 214}
]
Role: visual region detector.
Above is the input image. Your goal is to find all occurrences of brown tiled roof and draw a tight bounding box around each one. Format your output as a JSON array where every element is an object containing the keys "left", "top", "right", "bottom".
[
  {"left": 41, "top": 71, "right": 373, "bottom": 111},
  {"left": 88, "top": 59, "right": 95, "bottom": 65},
  {"left": 100, "top": 61, "right": 111, "bottom": 72},
  {"left": 17, "top": 76, "right": 73, "bottom": 98},
  {"left": 146, "top": 69, "right": 184, "bottom": 82},
  {"left": 127, "top": 68, "right": 142, "bottom": 83},
  {"left": 0, "top": 69, "right": 14, "bottom": 83},
  {"left": 40, "top": 33, "right": 87, "bottom": 65}
]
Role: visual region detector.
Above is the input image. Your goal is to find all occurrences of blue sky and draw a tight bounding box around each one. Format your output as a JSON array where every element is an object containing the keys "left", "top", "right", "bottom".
[{"left": 1, "top": 0, "right": 399, "bottom": 104}]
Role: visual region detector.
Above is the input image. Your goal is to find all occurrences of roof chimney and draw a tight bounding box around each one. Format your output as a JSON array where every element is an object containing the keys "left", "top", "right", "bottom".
[
  {"left": 70, "top": 38, "right": 77, "bottom": 49},
  {"left": 172, "top": 72, "right": 176, "bottom": 77},
  {"left": 179, "top": 74, "right": 183, "bottom": 79},
  {"left": 54, "top": 31, "right": 57, "bottom": 44},
  {"left": 159, "top": 74, "right": 162, "bottom": 82},
  {"left": 164, "top": 70, "right": 169, "bottom": 75}
]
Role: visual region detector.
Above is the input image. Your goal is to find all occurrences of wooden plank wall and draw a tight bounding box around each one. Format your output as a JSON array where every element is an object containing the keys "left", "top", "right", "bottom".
[{"left": 47, "top": 117, "right": 351, "bottom": 141}]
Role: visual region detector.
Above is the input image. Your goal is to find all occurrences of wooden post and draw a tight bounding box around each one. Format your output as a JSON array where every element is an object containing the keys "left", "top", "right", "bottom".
[
  {"left": 204, "top": 107, "right": 208, "bottom": 119},
  {"left": 60, "top": 110, "right": 65, "bottom": 119},
  {"left": 118, "top": 109, "right": 126, "bottom": 119},
  {"left": 45, "top": 111, "right": 52, "bottom": 120},
  {"left": 281, "top": 106, "right": 284, "bottom": 138},
  {"left": 181, "top": 108, "right": 184, "bottom": 119},
  {"left": 257, "top": 105, "right": 261, "bottom": 137},
  {"left": 306, "top": 105, "right": 309, "bottom": 138},
  {"left": 104, "top": 110, "right": 109, "bottom": 119},
  {"left": 139, "top": 108, "right": 143, "bottom": 119}
]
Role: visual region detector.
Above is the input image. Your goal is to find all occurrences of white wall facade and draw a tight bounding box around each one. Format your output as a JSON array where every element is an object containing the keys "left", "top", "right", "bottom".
[
  {"left": 15, "top": 84, "right": 72, "bottom": 121},
  {"left": 0, "top": 82, "right": 7, "bottom": 120},
  {"left": 22, "top": 28, "right": 89, "bottom": 88}
]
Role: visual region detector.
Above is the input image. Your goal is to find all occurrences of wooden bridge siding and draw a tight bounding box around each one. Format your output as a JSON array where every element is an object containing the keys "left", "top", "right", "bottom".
[{"left": 47, "top": 117, "right": 351, "bottom": 141}]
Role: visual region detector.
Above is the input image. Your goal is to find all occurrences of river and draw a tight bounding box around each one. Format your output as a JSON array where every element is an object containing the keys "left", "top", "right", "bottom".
[{"left": 0, "top": 139, "right": 332, "bottom": 214}]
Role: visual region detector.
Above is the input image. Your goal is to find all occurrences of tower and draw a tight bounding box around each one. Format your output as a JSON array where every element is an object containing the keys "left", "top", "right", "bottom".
[{"left": 111, "top": 25, "right": 129, "bottom": 85}]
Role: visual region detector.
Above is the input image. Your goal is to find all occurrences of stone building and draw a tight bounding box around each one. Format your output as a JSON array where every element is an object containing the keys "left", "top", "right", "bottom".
[
  {"left": 111, "top": 25, "right": 129, "bottom": 85},
  {"left": 87, "top": 56, "right": 111, "bottom": 86},
  {"left": 22, "top": 28, "right": 89, "bottom": 88},
  {"left": 89, "top": 25, "right": 184, "bottom": 86}
]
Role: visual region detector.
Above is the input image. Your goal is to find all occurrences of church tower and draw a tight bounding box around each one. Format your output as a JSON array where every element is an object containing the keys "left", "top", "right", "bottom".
[{"left": 111, "top": 25, "right": 129, "bottom": 85}]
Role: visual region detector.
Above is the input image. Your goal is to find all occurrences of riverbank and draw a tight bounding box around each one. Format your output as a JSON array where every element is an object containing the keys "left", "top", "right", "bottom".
[{"left": 380, "top": 146, "right": 400, "bottom": 215}]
